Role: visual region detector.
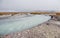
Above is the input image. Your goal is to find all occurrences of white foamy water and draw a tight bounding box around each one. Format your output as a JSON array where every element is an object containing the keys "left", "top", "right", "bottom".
[{"left": 0, "top": 15, "right": 51, "bottom": 35}]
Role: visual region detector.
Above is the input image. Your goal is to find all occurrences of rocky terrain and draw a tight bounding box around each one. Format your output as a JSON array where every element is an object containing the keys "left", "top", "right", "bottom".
[{"left": 0, "top": 16, "right": 60, "bottom": 38}]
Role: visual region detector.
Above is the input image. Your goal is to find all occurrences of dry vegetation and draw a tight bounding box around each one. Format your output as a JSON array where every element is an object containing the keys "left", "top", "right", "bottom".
[
  {"left": 0, "top": 12, "right": 60, "bottom": 16},
  {"left": 0, "top": 12, "right": 28, "bottom": 16}
]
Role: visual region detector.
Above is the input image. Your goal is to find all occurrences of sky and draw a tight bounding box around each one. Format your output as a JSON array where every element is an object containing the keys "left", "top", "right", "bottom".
[{"left": 0, "top": 0, "right": 60, "bottom": 12}]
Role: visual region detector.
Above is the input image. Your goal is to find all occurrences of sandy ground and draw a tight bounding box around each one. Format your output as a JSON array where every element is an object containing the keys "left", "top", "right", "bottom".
[{"left": 0, "top": 18, "right": 60, "bottom": 38}]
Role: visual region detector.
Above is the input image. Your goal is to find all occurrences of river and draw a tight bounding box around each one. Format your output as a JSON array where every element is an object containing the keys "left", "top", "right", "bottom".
[{"left": 0, "top": 15, "right": 51, "bottom": 35}]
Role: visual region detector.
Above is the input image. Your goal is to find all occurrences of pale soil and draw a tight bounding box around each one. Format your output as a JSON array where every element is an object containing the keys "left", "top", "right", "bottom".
[{"left": 0, "top": 18, "right": 60, "bottom": 38}]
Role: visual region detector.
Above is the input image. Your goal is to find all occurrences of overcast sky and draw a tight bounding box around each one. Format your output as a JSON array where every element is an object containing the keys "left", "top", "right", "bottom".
[{"left": 0, "top": 0, "right": 60, "bottom": 12}]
